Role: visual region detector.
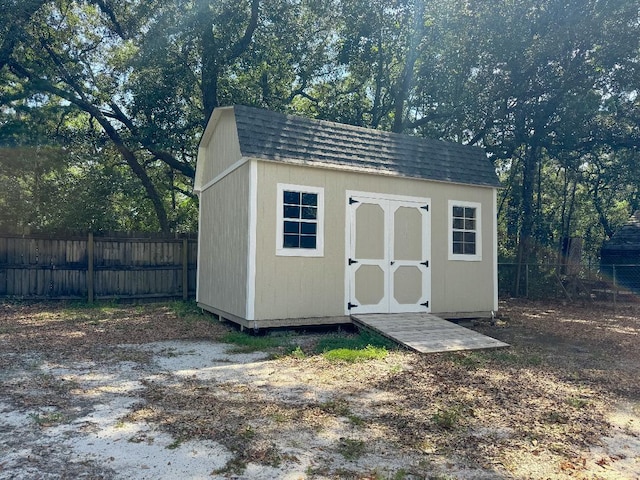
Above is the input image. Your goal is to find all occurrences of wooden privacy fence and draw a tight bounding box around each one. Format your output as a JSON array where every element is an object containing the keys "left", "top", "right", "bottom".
[{"left": 0, "top": 233, "right": 197, "bottom": 301}]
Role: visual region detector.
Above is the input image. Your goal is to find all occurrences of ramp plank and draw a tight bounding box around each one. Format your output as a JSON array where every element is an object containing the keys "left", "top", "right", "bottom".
[{"left": 352, "top": 313, "right": 509, "bottom": 353}]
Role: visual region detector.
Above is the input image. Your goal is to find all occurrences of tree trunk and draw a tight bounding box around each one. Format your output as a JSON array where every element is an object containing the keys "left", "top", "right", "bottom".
[
  {"left": 392, "top": 0, "right": 425, "bottom": 133},
  {"left": 200, "top": 18, "right": 219, "bottom": 123},
  {"left": 515, "top": 144, "right": 538, "bottom": 295}
]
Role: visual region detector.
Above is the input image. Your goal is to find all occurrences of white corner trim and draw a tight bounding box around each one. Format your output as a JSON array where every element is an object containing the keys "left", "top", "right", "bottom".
[
  {"left": 246, "top": 160, "right": 258, "bottom": 321},
  {"left": 196, "top": 190, "right": 202, "bottom": 303},
  {"left": 493, "top": 189, "right": 499, "bottom": 311},
  {"left": 197, "top": 157, "right": 249, "bottom": 194},
  {"left": 275, "top": 183, "right": 325, "bottom": 257},
  {"left": 448, "top": 199, "right": 482, "bottom": 262}
]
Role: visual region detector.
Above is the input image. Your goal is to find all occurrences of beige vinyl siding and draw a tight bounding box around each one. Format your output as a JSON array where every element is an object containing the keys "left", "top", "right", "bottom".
[
  {"left": 197, "top": 163, "right": 249, "bottom": 318},
  {"left": 198, "top": 109, "right": 243, "bottom": 187},
  {"left": 254, "top": 161, "right": 495, "bottom": 320}
]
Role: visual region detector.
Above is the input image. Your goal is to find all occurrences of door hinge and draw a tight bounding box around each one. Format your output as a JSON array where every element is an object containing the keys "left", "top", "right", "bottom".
[
  {"left": 348, "top": 302, "right": 359, "bottom": 310},
  {"left": 349, "top": 197, "right": 359, "bottom": 205},
  {"left": 421, "top": 205, "right": 429, "bottom": 211},
  {"left": 348, "top": 258, "right": 358, "bottom": 265},
  {"left": 421, "top": 260, "right": 429, "bottom": 267},
  {"left": 421, "top": 301, "right": 429, "bottom": 308}
]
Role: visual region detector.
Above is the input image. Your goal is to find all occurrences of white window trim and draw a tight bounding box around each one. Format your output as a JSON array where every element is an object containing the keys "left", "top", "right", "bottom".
[
  {"left": 276, "top": 183, "right": 324, "bottom": 257},
  {"left": 448, "top": 200, "right": 482, "bottom": 261}
]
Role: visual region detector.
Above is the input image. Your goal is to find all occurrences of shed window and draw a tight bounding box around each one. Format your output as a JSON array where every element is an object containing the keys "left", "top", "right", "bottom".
[
  {"left": 449, "top": 200, "right": 481, "bottom": 261},
  {"left": 277, "top": 184, "right": 324, "bottom": 257}
]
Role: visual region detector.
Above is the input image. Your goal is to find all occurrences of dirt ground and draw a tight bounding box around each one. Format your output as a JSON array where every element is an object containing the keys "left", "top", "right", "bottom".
[{"left": 0, "top": 299, "right": 638, "bottom": 479}]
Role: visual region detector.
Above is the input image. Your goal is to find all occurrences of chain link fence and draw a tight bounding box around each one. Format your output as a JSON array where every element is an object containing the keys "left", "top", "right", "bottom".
[{"left": 498, "top": 262, "right": 640, "bottom": 303}]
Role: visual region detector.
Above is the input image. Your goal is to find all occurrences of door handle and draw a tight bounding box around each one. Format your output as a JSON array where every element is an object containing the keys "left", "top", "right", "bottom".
[{"left": 390, "top": 261, "right": 395, "bottom": 265}]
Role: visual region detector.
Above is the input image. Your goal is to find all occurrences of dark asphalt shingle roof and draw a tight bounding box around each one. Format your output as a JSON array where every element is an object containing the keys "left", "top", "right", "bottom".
[
  {"left": 602, "top": 211, "right": 640, "bottom": 251},
  {"left": 231, "top": 105, "right": 500, "bottom": 188}
]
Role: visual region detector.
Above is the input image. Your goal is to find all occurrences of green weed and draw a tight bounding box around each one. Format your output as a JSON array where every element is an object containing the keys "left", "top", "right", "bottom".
[
  {"left": 545, "top": 410, "right": 569, "bottom": 424},
  {"left": 29, "top": 411, "right": 65, "bottom": 426},
  {"left": 320, "top": 398, "right": 351, "bottom": 416},
  {"left": 337, "top": 438, "right": 366, "bottom": 460},
  {"left": 566, "top": 396, "right": 589, "bottom": 409},
  {"left": 323, "top": 344, "right": 388, "bottom": 362},
  {"left": 315, "top": 329, "right": 397, "bottom": 353},
  {"left": 347, "top": 414, "right": 365, "bottom": 426},
  {"left": 169, "top": 300, "right": 202, "bottom": 318},
  {"left": 446, "top": 352, "right": 486, "bottom": 368},
  {"left": 63, "top": 299, "right": 119, "bottom": 311},
  {"left": 288, "top": 345, "right": 307, "bottom": 359},
  {"left": 166, "top": 438, "right": 183, "bottom": 449},
  {"left": 221, "top": 331, "right": 290, "bottom": 353},
  {"left": 432, "top": 405, "right": 466, "bottom": 430}
]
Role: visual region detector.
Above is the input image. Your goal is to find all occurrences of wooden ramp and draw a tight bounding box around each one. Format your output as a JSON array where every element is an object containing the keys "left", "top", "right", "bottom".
[{"left": 352, "top": 313, "right": 509, "bottom": 354}]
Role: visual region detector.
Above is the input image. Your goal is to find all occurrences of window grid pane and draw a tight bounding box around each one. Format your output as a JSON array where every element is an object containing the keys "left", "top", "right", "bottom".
[
  {"left": 452, "top": 205, "right": 477, "bottom": 256},
  {"left": 282, "top": 190, "right": 318, "bottom": 250}
]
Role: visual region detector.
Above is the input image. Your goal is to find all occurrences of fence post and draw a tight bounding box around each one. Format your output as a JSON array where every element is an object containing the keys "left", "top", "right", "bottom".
[
  {"left": 182, "top": 238, "right": 188, "bottom": 300},
  {"left": 87, "top": 232, "right": 94, "bottom": 303}
]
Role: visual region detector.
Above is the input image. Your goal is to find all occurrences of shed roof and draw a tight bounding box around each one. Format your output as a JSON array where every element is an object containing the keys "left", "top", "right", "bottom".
[
  {"left": 601, "top": 211, "right": 640, "bottom": 252},
  {"left": 202, "top": 105, "right": 500, "bottom": 188}
]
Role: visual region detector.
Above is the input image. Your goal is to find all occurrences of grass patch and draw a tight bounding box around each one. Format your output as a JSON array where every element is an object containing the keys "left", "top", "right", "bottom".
[
  {"left": 166, "top": 438, "right": 183, "bottom": 449},
  {"left": 316, "top": 328, "right": 394, "bottom": 362},
  {"left": 337, "top": 438, "right": 366, "bottom": 460},
  {"left": 431, "top": 405, "right": 467, "bottom": 430},
  {"left": 566, "top": 396, "right": 589, "bottom": 409},
  {"left": 315, "top": 328, "right": 397, "bottom": 353},
  {"left": 288, "top": 345, "right": 307, "bottom": 359},
  {"left": 29, "top": 411, "right": 65, "bottom": 427},
  {"left": 63, "top": 299, "right": 120, "bottom": 311},
  {"left": 446, "top": 352, "right": 486, "bottom": 368},
  {"left": 169, "top": 300, "right": 203, "bottom": 318},
  {"left": 212, "top": 457, "right": 247, "bottom": 476},
  {"left": 222, "top": 331, "right": 291, "bottom": 353},
  {"left": 347, "top": 414, "right": 365, "bottom": 426},
  {"left": 319, "top": 399, "right": 365, "bottom": 426},
  {"left": 320, "top": 398, "right": 351, "bottom": 416},
  {"left": 323, "top": 344, "right": 388, "bottom": 362}
]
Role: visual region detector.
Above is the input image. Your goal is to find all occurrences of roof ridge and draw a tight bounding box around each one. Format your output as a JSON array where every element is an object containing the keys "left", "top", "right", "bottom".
[
  {"left": 227, "top": 105, "right": 500, "bottom": 188},
  {"left": 232, "top": 104, "right": 483, "bottom": 150}
]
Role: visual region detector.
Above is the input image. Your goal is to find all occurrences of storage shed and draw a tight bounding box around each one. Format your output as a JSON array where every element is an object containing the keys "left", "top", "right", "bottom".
[
  {"left": 601, "top": 211, "right": 640, "bottom": 293},
  {"left": 194, "top": 105, "right": 501, "bottom": 329}
]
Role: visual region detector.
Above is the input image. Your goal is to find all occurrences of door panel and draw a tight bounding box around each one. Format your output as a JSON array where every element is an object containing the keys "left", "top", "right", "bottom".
[
  {"left": 389, "top": 201, "right": 430, "bottom": 313},
  {"left": 354, "top": 264, "right": 386, "bottom": 306},
  {"left": 393, "top": 206, "right": 422, "bottom": 261},
  {"left": 355, "top": 203, "right": 385, "bottom": 260},
  {"left": 348, "top": 193, "right": 430, "bottom": 314},
  {"left": 393, "top": 266, "right": 423, "bottom": 304},
  {"left": 348, "top": 197, "right": 390, "bottom": 313}
]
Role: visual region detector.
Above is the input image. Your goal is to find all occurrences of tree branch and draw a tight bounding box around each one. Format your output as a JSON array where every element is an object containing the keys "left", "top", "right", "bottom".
[
  {"left": 0, "top": 0, "right": 47, "bottom": 70},
  {"left": 225, "top": 0, "right": 260, "bottom": 64},
  {"left": 9, "top": 60, "right": 170, "bottom": 232},
  {"left": 107, "top": 101, "right": 196, "bottom": 179},
  {"left": 91, "top": 0, "right": 126, "bottom": 39}
]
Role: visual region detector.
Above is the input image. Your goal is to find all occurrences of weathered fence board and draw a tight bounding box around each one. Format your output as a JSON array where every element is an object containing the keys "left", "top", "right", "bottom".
[{"left": 0, "top": 233, "right": 197, "bottom": 301}]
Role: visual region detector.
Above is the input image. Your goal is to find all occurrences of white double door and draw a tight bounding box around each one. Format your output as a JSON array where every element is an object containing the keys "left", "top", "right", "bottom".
[{"left": 347, "top": 192, "right": 431, "bottom": 314}]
